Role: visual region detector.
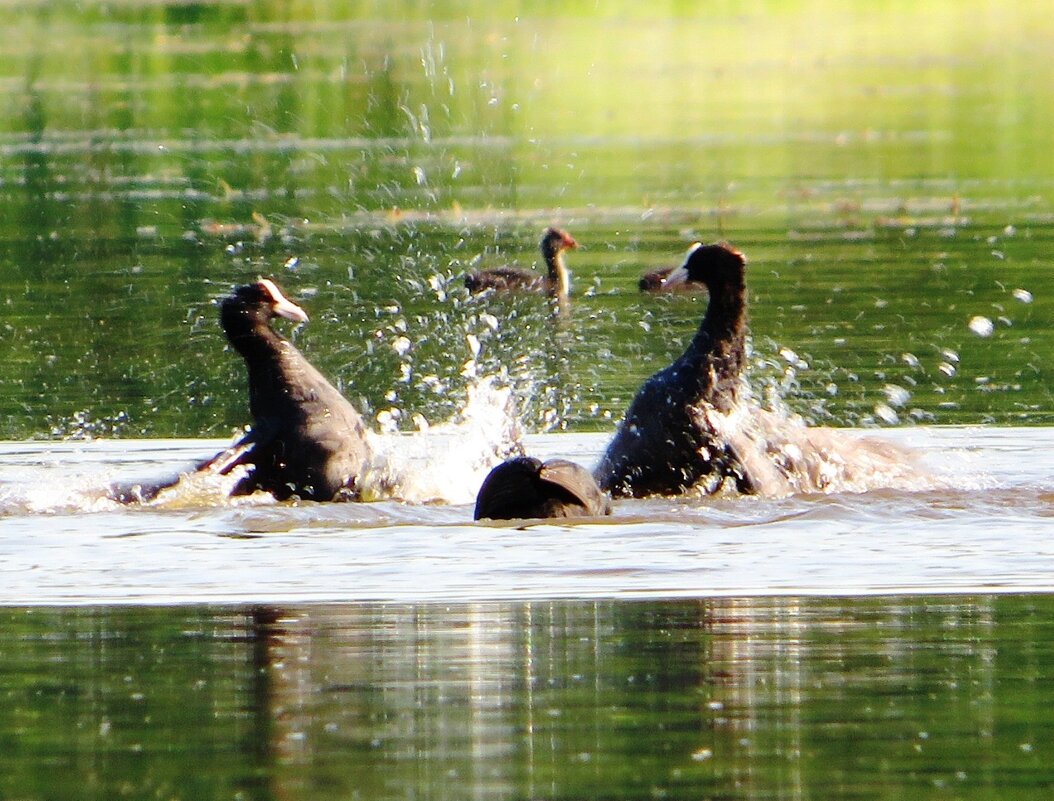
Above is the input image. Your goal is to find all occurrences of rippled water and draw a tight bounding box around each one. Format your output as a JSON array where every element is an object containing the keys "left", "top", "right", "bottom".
[{"left": 2, "top": 425, "right": 1052, "bottom": 605}]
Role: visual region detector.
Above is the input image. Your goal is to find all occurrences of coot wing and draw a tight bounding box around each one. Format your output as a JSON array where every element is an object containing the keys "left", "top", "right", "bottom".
[{"left": 538, "top": 459, "right": 612, "bottom": 516}]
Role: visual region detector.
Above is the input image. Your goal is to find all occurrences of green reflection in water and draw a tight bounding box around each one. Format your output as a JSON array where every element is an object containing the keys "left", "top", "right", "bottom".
[
  {"left": 1, "top": 597, "right": 1053, "bottom": 800},
  {"left": 0, "top": 1, "right": 1053, "bottom": 439}
]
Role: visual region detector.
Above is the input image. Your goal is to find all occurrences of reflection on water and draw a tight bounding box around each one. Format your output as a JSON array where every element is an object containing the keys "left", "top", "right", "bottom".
[{"left": 2, "top": 596, "right": 1053, "bottom": 800}]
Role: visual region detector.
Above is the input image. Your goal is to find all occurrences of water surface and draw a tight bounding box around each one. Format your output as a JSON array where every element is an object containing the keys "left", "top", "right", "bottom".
[{"left": 3, "top": 3, "right": 1054, "bottom": 798}]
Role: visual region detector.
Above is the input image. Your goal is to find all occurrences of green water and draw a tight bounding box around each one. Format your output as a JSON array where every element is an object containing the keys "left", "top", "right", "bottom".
[
  {"left": 2, "top": 1, "right": 1053, "bottom": 439},
  {"left": 2, "top": 597, "right": 1053, "bottom": 800}
]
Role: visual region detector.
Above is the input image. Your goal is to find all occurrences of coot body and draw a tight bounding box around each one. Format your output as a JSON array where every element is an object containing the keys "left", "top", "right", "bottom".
[
  {"left": 203, "top": 279, "right": 373, "bottom": 501},
  {"left": 595, "top": 243, "right": 754, "bottom": 498}
]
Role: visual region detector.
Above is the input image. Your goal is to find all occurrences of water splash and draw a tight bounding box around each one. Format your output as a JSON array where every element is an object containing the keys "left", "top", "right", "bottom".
[
  {"left": 140, "top": 377, "right": 522, "bottom": 508},
  {"left": 358, "top": 377, "right": 523, "bottom": 504},
  {"left": 697, "top": 392, "right": 933, "bottom": 498},
  {"left": 145, "top": 465, "right": 263, "bottom": 510}
]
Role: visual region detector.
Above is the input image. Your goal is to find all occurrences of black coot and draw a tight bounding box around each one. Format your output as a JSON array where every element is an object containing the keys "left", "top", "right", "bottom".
[
  {"left": 595, "top": 243, "right": 754, "bottom": 498},
  {"left": 474, "top": 455, "right": 612, "bottom": 520},
  {"left": 199, "top": 278, "right": 373, "bottom": 501}
]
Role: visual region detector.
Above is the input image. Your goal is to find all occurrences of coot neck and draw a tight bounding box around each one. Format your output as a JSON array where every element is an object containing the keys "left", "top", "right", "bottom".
[
  {"left": 544, "top": 249, "right": 570, "bottom": 297},
  {"left": 687, "top": 276, "right": 748, "bottom": 367}
]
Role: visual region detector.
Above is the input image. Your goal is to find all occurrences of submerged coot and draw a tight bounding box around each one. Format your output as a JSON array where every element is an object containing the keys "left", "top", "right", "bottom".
[
  {"left": 595, "top": 243, "right": 754, "bottom": 498},
  {"left": 465, "top": 227, "right": 578, "bottom": 298},
  {"left": 474, "top": 455, "right": 612, "bottom": 520}
]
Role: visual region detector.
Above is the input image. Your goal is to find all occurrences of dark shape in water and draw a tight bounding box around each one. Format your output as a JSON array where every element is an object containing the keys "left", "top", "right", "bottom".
[
  {"left": 595, "top": 243, "right": 755, "bottom": 498},
  {"left": 639, "top": 243, "right": 709, "bottom": 291},
  {"left": 474, "top": 455, "right": 612, "bottom": 520},
  {"left": 464, "top": 227, "right": 578, "bottom": 299},
  {"left": 111, "top": 279, "right": 373, "bottom": 503}
]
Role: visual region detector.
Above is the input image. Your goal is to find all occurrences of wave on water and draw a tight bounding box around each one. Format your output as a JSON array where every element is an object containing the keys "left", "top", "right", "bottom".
[{"left": 0, "top": 378, "right": 990, "bottom": 517}]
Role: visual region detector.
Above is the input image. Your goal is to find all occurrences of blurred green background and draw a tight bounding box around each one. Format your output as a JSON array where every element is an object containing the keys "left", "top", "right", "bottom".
[{"left": 1, "top": 0, "right": 1052, "bottom": 438}]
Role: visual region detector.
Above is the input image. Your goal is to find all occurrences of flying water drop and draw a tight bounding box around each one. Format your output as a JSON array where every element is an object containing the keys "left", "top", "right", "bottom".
[{"left": 968, "top": 316, "right": 994, "bottom": 337}]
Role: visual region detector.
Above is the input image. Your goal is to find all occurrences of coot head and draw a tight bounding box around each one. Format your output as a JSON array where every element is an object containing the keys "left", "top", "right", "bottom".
[
  {"left": 661, "top": 242, "right": 746, "bottom": 290},
  {"left": 225, "top": 278, "right": 310, "bottom": 324},
  {"left": 540, "top": 227, "right": 578, "bottom": 260}
]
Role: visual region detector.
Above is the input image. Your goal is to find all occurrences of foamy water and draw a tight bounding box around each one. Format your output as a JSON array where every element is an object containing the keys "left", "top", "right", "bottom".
[
  {"left": 1, "top": 419, "right": 1052, "bottom": 605},
  {"left": 358, "top": 378, "right": 523, "bottom": 504}
]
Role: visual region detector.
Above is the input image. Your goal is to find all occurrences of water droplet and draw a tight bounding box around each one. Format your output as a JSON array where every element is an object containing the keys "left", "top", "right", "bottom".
[
  {"left": 968, "top": 315, "right": 994, "bottom": 337},
  {"left": 884, "top": 384, "right": 911, "bottom": 407},
  {"left": 376, "top": 408, "right": 401, "bottom": 433},
  {"left": 874, "top": 404, "right": 899, "bottom": 424}
]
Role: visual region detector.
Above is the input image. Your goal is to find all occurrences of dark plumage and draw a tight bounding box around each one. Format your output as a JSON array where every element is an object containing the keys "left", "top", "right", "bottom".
[
  {"left": 465, "top": 227, "right": 578, "bottom": 297},
  {"left": 595, "top": 243, "right": 755, "bottom": 498},
  {"left": 198, "top": 279, "right": 373, "bottom": 501},
  {"left": 639, "top": 244, "right": 708, "bottom": 292},
  {"left": 474, "top": 455, "right": 612, "bottom": 520}
]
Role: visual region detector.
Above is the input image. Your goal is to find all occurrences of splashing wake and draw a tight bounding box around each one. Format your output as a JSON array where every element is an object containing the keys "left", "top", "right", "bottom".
[{"left": 698, "top": 395, "right": 930, "bottom": 498}]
